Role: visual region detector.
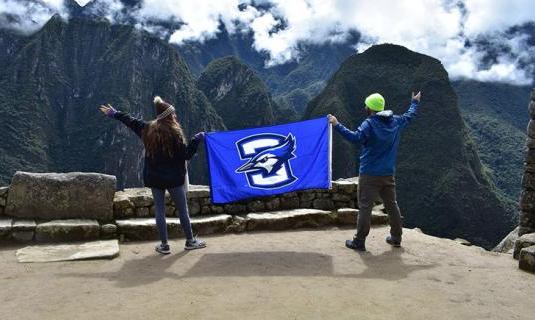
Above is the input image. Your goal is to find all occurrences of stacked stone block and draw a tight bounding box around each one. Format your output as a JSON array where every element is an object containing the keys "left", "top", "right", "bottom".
[
  {"left": 520, "top": 89, "right": 535, "bottom": 236},
  {"left": 0, "top": 172, "right": 374, "bottom": 243},
  {"left": 112, "top": 181, "right": 358, "bottom": 220},
  {"left": 517, "top": 88, "right": 535, "bottom": 273},
  {"left": 0, "top": 186, "right": 7, "bottom": 217}
]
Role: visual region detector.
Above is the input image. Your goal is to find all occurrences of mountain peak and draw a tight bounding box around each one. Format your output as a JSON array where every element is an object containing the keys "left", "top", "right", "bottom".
[
  {"left": 197, "top": 56, "right": 276, "bottom": 130},
  {"left": 63, "top": 0, "right": 84, "bottom": 16},
  {"left": 43, "top": 13, "right": 66, "bottom": 29},
  {"left": 305, "top": 45, "right": 512, "bottom": 248}
]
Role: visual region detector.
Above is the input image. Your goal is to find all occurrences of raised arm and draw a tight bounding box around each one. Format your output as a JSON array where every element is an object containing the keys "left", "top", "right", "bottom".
[
  {"left": 328, "top": 114, "right": 372, "bottom": 144},
  {"left": 396, "top": 91, "right": 421, "bottom": 129},
  {"left": 99, "top": 104, "right": 146, "bottom": 137}
]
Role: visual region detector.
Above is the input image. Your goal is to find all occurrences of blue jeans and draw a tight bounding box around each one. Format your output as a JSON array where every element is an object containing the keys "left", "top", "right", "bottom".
[{"left": 151, "top": 186, "right": 194, "bottom": 243}]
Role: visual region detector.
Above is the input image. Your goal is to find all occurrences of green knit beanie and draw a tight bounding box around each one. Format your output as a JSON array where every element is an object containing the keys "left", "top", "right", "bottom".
[{"left": 365, "top": 93, "right": 385, "bottom": 112}]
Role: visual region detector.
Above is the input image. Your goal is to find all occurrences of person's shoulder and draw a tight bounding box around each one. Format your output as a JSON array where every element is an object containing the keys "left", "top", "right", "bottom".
[{"left": 359, "top": 118, "right": 372, "bottom": 128}]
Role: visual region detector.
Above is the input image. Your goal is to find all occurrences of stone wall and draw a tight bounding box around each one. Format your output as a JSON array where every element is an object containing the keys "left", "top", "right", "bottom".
[
  {"left": 112, "top": 179, "right": 358, "bottom": 220},
  {"left": 0, "top": 173, "right": 367, "bottom": 243},
  {"left": 5, "top": 172, "right": 116, "bottom": 221},
  {"left": 520, "top": 89, "right": 535, "bottom": 236},
  {"left": 0, "top": 186, "right": 7, "bottom": 217},
  {"left": 514, "top": 88, "right": 535, "bottom": 273}
]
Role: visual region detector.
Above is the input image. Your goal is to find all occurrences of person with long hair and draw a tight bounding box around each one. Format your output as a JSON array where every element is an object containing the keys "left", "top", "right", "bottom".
[{"left": 99, "top": 96, "right": 206, "bottom": 254}]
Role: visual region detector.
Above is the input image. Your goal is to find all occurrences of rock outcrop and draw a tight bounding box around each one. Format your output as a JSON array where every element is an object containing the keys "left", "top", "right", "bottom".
[
  {"left": 520, "top": 89, "right": 535, "bottom": 236},
  {"left": 196, "top": 56, "right": 277, "bottom": 130},
  {"left": 513, "top": 88, "right": 535, "bottom": 274},
  {"left": 519, "top": 245, "right": 535, "bottom": 273},
  {"left": 15, "top": 240, "right": 120, "bottom": 263},
  {"left": 493, "top": 226, "right": 518, "bottom": 253},
  {"left": 6, "top": 172, "right": 116, "bottom": 220}
]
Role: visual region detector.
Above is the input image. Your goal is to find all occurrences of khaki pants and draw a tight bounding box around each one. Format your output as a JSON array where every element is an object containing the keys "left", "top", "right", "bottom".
[{"left": 356, "top": 175, "right": 403, "bottom": 240}]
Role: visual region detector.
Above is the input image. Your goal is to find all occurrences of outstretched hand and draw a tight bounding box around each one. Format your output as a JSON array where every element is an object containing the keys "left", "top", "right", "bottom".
[
  {"left": 99, "top": 104, "right": 117, "bottom": 117},
  {"left": 327, "top": 114, "right": 338, "bottom": 125},
  {"left": 194, "top": 132, "right": 206, "bottom": 141},
  {"left": 412, "top": 91, "right": 422, "bottom": 103}
]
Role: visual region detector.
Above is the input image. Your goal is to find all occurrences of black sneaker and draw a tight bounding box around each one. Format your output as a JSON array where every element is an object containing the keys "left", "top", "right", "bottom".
[
  {"left": 386, "top": 236, "right": 401, "bottom": 247},
  {"left": 155, "top": 243, "right": 170, "bottom": 255},
  {"left": 185, "top": 238, "right": 207, "bottom": 250},
  {"left": 345, "top": 238, "right": 366, "bottom": 251}
]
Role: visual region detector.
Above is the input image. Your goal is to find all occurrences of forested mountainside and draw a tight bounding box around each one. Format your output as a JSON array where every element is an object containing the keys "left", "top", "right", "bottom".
[
  {"left": 176, "top": 25, "right": 356, "bottom": 114},
  {"left": 196, "top": 56, "right": 295, "bottom": 130},
  {"left": 0, "top": 9, "right": 296, "bottom": 188},
  {"left": 453, "top": 80, "right": 531, "bottom": 215},
  {"left": 0, "top": 15, "right": 225, "bottom": 188}
]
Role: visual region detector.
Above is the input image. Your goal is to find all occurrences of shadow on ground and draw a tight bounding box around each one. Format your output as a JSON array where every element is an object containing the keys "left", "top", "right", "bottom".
[
  {"left": 59, "top": 247, "right": 436, "bottom": 287},
  {"left": 183, "top": 251, "right": 334, "bottom": 277},
  {"left": 59, "top": 250, "right": 190, "bottom": 288},
  {"left": 338, "top": 248, "right": 437, "bottom": 280}
]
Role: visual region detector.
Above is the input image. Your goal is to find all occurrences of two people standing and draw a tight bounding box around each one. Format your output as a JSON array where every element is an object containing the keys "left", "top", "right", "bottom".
[
  {"left": 328, "top": 91, "right": 421, "bottom": 252},
  {"left": 100, "top": 90, "right": 421, "bottom": 255},
  {"left": 99, "top": 97, "right": 206, "bottom": 254}
]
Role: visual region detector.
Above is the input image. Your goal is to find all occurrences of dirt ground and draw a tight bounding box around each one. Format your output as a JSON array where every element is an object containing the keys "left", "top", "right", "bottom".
[{"left": 1, "top": 226, "right": 534, "bottom": 320}]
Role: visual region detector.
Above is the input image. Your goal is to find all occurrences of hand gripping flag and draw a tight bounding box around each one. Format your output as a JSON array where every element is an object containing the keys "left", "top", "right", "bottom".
[{"left": 205, "top": 117, "right": 332, "bottom": 204}]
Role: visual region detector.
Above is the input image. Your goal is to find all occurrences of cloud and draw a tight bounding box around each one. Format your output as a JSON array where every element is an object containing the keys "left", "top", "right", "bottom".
[
  {"left": 133, "top": 0, "right": 260, "bottom": 43},
  {"left": 0, "top": 0, "right": 534, "bottom": 84},
  {"left": 0, "top": 0, "right": 65, "bottom": 33},
  {"left": 245, "top": 0, "right": 535, "bottom": 84},
  {"left": 74, "top": 0, "right": 91, "bottom": 6},
  {"left": 84, "top": 0, "right": 124, "bottom": 22}
]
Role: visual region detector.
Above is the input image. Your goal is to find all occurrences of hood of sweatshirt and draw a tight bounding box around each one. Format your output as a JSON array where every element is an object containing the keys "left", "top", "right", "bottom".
[
  {"left": 376, "top": 110, "right": 394, "bottom": 118},
  {"left": 368, "top": 110, "right": 397, "bottom": 135}
]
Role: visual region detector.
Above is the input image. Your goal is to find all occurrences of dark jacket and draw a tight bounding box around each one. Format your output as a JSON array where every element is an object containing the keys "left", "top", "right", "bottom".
[
  {"left": 113, "top": 111, "right": 200, "bottom": 189},
  {"left": 334, "top": 100, "right": 419, "bottom": 176}
]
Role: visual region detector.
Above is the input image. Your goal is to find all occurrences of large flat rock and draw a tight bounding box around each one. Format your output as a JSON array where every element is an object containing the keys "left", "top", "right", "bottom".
[
  {"left": 513, "top": 233, "right": 535, "bottom": 259},
  {"left": 16, "top": 240, "right": 119, "bottom": 263},
  {"left": 191, "top": 215, "right": 233, "bottom": 234},
  {"left": 12, "top": 219, "right": 36, "bottom": 242},
  {"left": 116, "top": 215, "right": 234, "bottom": 241},
  {"left": 334, "top": 208, "right": 389, "bottom": 226},
  {"left": 6, "top": 172, "right": 116, "bottom": 220},
  {"left": 0, "top": 186, "right": 8, "bottom": 197},
  {"left": 332, "top": 180, "right": 358, "bottom": 194},
  {"left": 246, "top": 209, "right": 334, "bottom": 231},
  {"left": 35, "top": 219, "right": 100, "bottom": 242},
  {"left": 116, "top": 218, "right": 182, "bottom": 241},
  {"left": 118, "top": 188, "right": 154, "bottom": 207},
  {"left": 0, "top": 218, "right": 12, "bottom": 240},
  {"left": 493, "top": 227, "right": 519, "bottom": 253},
  {"left": 188, "top": 185, "right": 210, "bottom": 199},
  {"left": 519, "top": 245, "right": 535, "bottom": 273}
]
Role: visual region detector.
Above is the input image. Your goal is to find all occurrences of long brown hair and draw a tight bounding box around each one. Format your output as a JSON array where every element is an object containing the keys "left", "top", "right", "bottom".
[{"left": 142, "top": 96, "right": 185, "bottom": 158}]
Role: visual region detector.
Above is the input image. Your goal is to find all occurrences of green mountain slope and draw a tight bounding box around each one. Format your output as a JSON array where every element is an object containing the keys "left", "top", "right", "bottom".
[
  {"left": 0, "top": 15, "right": 225, "bottom": 187},
  {"left": 197, "top": 56, "right": 291, "bottom": 130},
  {"left": 305, "top": 44, "right": 513, "bottom": 248},
  {"left": 177, "top": 27, "right": 355, "bottom": 114},
  {"left": 453, "top": 80, "right": 531, "bottom": 213}
]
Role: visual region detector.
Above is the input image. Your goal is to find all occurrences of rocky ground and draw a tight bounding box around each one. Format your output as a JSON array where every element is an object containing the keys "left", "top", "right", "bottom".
[{"left": 1, "top": 227, "right": 534, "bottom": 320}]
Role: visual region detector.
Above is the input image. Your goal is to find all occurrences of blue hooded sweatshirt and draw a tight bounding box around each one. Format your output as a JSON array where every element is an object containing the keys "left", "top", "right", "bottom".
[{"left": 334, "top": 100, "right": 419, "bottom": 176}]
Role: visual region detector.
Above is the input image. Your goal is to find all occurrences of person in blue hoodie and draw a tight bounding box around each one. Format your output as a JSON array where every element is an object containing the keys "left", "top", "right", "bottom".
[{"left": 327, "top": 91, "right": 421, "bottom": 251}]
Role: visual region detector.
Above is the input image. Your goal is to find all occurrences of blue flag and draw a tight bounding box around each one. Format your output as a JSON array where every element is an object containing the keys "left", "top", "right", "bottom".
[{"left": 205, "top": 117, "right": 332, "bottom": 204}]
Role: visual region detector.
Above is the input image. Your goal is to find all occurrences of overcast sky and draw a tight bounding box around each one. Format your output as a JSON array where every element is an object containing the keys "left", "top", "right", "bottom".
[{"left": 1, "top": 0, "right": 534, "bottom": 85}]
